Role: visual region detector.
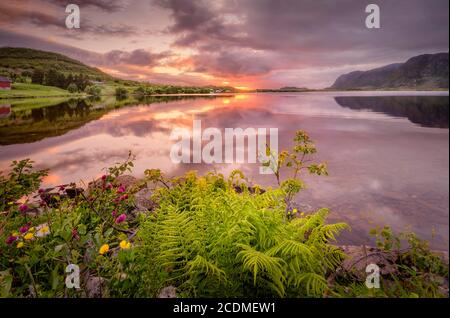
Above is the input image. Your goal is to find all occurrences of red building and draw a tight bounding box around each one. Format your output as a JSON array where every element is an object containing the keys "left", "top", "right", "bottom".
[
  {"left": 0, "top": 76, "right": 11, "bottom": 90},
  {"left": 0, "top": 105, "right": 11, "bottom": 118}
]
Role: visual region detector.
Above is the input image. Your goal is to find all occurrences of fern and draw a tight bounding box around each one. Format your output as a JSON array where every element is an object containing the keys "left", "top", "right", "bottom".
[{"left": 136, "top": 170, "right": 348, "bottom": 297}]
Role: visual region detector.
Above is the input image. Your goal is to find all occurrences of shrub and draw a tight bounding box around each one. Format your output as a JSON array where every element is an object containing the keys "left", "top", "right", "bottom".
[
  {"left": 85, "top": 85, "right": 102, "bottom": 96},
  {"left": 67, "top": 83, "right": 78, "bottom": 93},
  {"left": 0, "top": 155, "right": 137, "bottom": 297},
  {"left": 115, "top": 87, "right": 128, "bottom": 99}
]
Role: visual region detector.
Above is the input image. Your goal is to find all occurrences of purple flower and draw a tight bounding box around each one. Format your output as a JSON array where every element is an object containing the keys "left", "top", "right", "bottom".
[
  {"left": 111, "top": 210, "right": 117, "bottom": 217},
  {"left": 117, "top": 185, "right": 126, "bottom": 194},
  {"left": 19, "top": 225, "right": 29, "bottom": 234},
  {"left": 115, "top": 214, "right": 127, "bottom": 224},
  {"left": 19, "top": 204, "right": 29, "bottom": 213},
  {"left": 5, "top": 235, "right": 17, "bottom": 245}
]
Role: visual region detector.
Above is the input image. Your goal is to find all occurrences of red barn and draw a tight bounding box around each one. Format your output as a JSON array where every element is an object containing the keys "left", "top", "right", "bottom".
[
  {"left": 0, "top": 76, "right": 11, "bottom": 90},
  {"left": 0, "top": 105, "right": 11, "bottom": 118}
]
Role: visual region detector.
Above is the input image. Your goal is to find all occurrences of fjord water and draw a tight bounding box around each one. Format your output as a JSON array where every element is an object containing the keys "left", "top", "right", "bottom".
[{"left": 0, "top": 92, "right": 448, "bottom": 249}]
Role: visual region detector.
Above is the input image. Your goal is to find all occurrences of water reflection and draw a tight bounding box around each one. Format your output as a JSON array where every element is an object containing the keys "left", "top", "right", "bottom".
[
  {"left": 334, "top": 95, "right": 449, "bottom": 128},
  {"left": 0, "top": 95, "right": 231, "bottom": 145},
  {"left": 0, "top": 92, "right": 448, "bottom": 250}
]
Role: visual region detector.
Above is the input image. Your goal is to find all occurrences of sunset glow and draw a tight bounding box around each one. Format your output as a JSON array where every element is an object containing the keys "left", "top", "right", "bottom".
[{"left": 0, "top": 0, "right": 447, "bottom": 89}]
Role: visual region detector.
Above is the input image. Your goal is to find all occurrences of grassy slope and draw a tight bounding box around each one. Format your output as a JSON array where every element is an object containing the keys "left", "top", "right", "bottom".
[
  {"left": 0, "top": 83, "right": 84, "bottom": 99},
  {"left": 0, "top": 47, "right": 112, "bottom": 79}
]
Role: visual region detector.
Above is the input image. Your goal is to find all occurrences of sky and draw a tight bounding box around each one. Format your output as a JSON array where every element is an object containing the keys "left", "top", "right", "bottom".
[{"left": 0, "top": 0, "right": 448, "bottom": 89}]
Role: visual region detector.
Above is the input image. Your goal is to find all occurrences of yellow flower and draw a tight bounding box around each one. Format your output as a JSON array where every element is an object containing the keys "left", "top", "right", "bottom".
[
  {"left": 28, "top": 227, "right": 35, "bottom": 233},
  {"left": 292, "top": 208, "right": 298, "bottom": 214},
  {"left": 119, "top": 240, "right": 131, "bottom": 250},
  {"left": 12, "top": 232, "right": 19, "bottom": 237},
  {"left": 99, "top": 244, "right": 109, "bottom": 255},
  {"left": 17, "top": 242, "right": 24, "bottom": 248},
  {"left": 24, "top": 232, "right": 34, "bottom": 240},
  {"left": 300, "top": 212, "right": 305, "bottom": 217}
]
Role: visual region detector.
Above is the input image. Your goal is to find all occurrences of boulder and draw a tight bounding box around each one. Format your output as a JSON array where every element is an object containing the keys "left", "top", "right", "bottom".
[{"left": 158, "top": 286, "right": 177, "bottom": 298}]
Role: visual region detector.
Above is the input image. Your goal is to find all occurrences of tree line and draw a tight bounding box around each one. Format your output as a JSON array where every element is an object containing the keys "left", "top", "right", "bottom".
[{"left": 31, "top": 69, "right": 91, "bottom": 93}]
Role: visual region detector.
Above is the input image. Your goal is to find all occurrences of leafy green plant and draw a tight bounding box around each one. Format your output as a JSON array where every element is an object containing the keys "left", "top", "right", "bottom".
[
  {"left": 0, "top": 159, "right": 48, "bottom": 211},
  {"left": 135, "top": 169, "right": 348, "bottom": 297}
]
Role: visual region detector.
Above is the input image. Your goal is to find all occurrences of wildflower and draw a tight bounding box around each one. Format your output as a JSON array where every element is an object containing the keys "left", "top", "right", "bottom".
[
  {"left": 5, "top": 235, "right": 18, "bottom": 245},
  {"left": 111, "top": 210, "right": 117, "bottom": 217},
  {"left": 28, "top": 227, "right": 35, "bottom": 233},
  {"left": 292, "top": 208, "right": 298, "bottom": 214},
  {"left": 119, "top": 240, "right": 131, "bottom": 250},
  {"left": 106, "top": 183, "right": 113, "bottom": 190},
  {"left": 17, "top": 242, "right": 24, "bottom": 248},
  {"left": 101, "top": 175, "right": 107, "bottom": 181},
  {"left": 120, "top": 194, "right": 129, "bottom": 201},
  {"left": 117, "top": 185, "right": 126, "bottom": 193},
  {"left": 19, "top": 204, "right": 29, "bottom": 213},
  {"left": 24, "top": 233, "right": 34, "bottom": 240},
  {"left": 35, "top": 224, "right": 50, "bottom": 237},
  {"left": 19, "top": 225, "right": 29, "bottom": 234},
  {"left": 115, "top": 214, "right": 127, "bottom": 224},
  {"left": 38, "top": 188, "right": 44, "bottom": 194},
  {"left": 99, "top": 244, "right": 109, "bottom": 255}
]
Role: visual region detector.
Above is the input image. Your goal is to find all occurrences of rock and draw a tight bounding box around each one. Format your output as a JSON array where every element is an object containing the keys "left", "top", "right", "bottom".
[
  {"left": 85, "top": 276, "right": 106, "bottom": 298},
  {"left": 338, "top": 245, "right": 398, "bottom": 280},
  {"left": 65, "top": 187, "right": 84, "bottom": 199},
  {"left": 115, "top": 175, "right": 139, "bottom": 189},
  {"left": 158, "top": 286, "right": 177, "bottom": 298},
  {"left": 133, "top": 187, "right": 156, "bottom": 213}
]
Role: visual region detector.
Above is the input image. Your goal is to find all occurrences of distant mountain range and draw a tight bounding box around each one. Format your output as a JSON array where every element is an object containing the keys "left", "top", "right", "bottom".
[{"left": 331, "top": 53, "right": 449, "bottom": 90}]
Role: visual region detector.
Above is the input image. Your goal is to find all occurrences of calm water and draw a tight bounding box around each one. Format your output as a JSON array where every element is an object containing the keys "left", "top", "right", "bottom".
[{"left": 0, "top": 92, "right": 448, "bottom": 249}]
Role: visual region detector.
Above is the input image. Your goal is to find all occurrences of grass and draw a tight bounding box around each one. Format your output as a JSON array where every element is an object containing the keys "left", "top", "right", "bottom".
[
  {"left": 1, "top": 97, "right": 72, "bottom": 111},
  {"left": 0, "top": 83, "right": 84, "bottom": 99}
]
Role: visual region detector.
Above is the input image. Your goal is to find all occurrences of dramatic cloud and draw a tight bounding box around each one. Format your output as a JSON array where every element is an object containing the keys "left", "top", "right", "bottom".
[
  {"left": 0, "top": 0, "right": 448, "bottom": 87},
  {"left": 0, "top": 1, "right": 139, "bottom": 38},
  {"left": 155, "top": 0, "right": 449, "bottom": 86},
  {"left": 43, "top": 0, "right": 127, "bottom": 12},
  {"left": 104, "top": 49, "right": 171, "bottom": 66}
]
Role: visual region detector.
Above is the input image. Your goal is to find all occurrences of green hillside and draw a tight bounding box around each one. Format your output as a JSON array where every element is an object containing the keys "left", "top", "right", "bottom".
[{"left": 0, "top": 47, "right": 112, "bottom": 80}]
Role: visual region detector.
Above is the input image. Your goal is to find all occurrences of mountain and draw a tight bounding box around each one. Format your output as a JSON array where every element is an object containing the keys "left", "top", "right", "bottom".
[
  {"left": 331, "top": 53, "right": 449, "bottom": 90},
  {"left": 0, "top": 47, "right": 112, "bottom": 80}
]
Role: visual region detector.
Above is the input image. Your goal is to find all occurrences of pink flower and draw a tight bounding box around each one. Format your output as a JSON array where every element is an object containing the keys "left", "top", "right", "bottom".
[
  {"left": 115, "top": 214, "right": 127, "bottom": 224},
  {"left": 106, "top": 183, "right": 113, "bottom": 190},
  {"left": 101, "top": 175, "right": 107, "bottom": 181},
  {"left": 19, "top": 225, "right": 29, "bottom": 234},
  {"left": 5, "top": 235, "right": 17, "bottom": 245},
  {"left": 111, "top": 210, "right": 117, "bottom": 217},
  {"left": 120, "top": 194, "right": 129, "bottom": 201},
  {"left": 19, "top": 204, "right": 29, "bottom": 213},
  {"left": 117, "top": 185, "right": 126, "bottom": 194},
  {"left": 38, "top": 188, "right": 44, "bottom": 194}
]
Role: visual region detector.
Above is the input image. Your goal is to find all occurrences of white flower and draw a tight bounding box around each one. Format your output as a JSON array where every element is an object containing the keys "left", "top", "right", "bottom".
[{"left": 35, "top": 223, "right": 51, "bottom": 237}]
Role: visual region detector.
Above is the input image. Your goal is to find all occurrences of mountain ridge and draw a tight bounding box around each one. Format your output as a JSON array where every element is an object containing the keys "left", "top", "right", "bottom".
[{"left": 331, "top": 53, "right": 449, "bottom": 90}]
